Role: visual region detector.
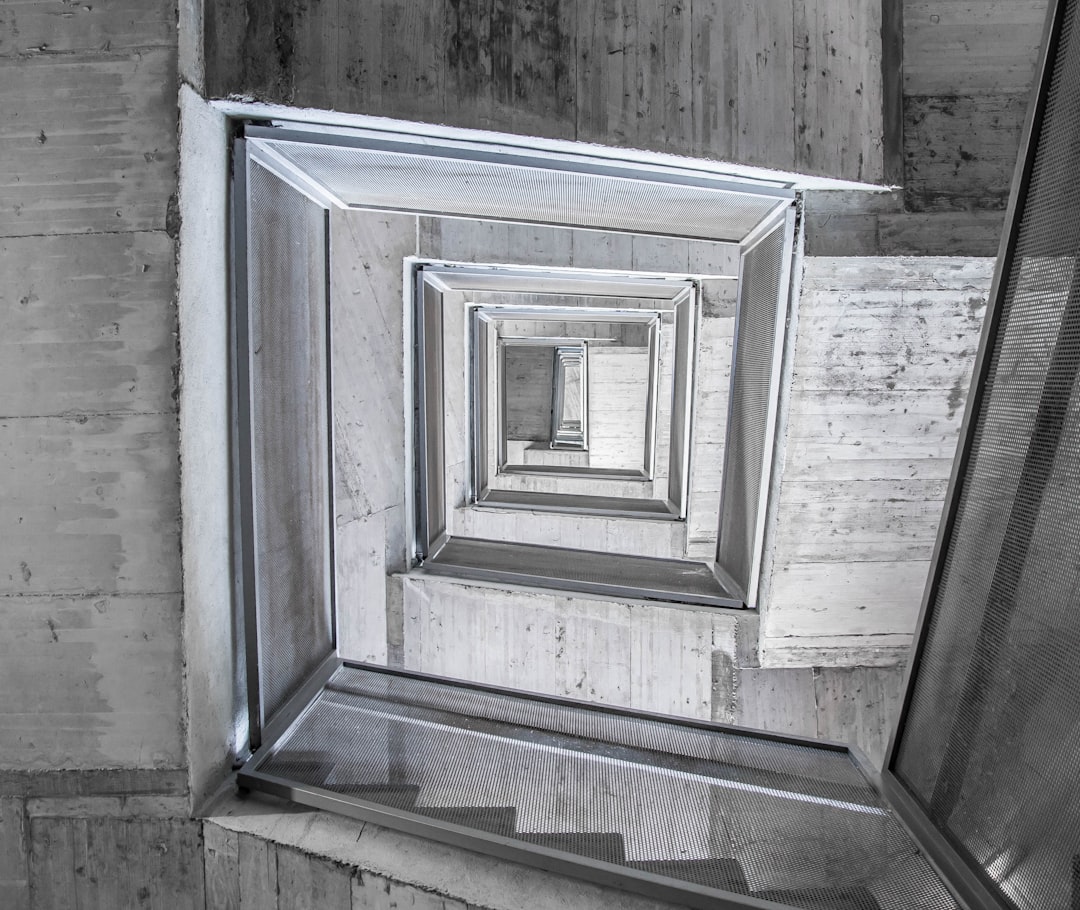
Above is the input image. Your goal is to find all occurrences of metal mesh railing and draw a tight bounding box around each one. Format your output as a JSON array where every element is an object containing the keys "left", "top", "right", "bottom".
[
  {"left": 245, "top": 162, "right": 334, "bottom": 725},
  {"left": 716, "top": 222, "right": 788, "bottom": 603},
  {"left": 893, "top": 3, "right": 1080, "bottom": 909},
  {"left": 256, "top": 138, "right": 788, "bottom": 243},
  {"left": 249, "top": 665, "right": 957, "bottom": 910}
]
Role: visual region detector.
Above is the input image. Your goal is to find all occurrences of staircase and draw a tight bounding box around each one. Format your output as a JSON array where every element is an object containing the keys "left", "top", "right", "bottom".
[{"left": 240, "top": 663, "right": 959, "bottom": 910}]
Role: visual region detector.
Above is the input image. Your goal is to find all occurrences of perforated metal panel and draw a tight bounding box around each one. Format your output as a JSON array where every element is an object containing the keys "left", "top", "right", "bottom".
[
  {"left": 892, "top": 3, "right": 1080, "bottom": 909},
  {"left": 246, "top": 665, "right": 957, "bottom": 910},
  {"left": 716, "top": 218, "right": 790, "bottom": 604},
  {"left": 426, "top": 537, "right": 737, "bottom": 607},
  {"left": 244, "top": 161, "right": 335, "bottom": 728},
  {"left": 252, "top": 138, "right": 788, "bottom": 243}
]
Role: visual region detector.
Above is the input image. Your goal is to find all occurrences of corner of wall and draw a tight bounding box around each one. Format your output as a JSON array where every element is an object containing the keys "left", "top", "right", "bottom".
[{"left": 177, "top": 85, "right": 243, "bottom": 812}]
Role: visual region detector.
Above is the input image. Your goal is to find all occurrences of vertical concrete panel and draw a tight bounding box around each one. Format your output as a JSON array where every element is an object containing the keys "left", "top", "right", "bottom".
[
  {"left": 203, "top": 823, "right": 241, "bottom": 910},
  {"left": 735, "top": 667, "right": 819, "bottom": 740},
  {"left": 336, "top": 510, "right": 390, "bottom": 664},
  {"left": 761, "top": 257, "right": 993, "bottom": 666},
  {"left": 0, "top": 799, "right": 29, "bottom": 910},
  {"left": 795, "top": 0, "right": 884, "bottom": 181},
  {"left": 331, "top": 209, "right": 414, "bottom": 521},
  {"left": 277, "top": 847, "right": 354, "bottom": 908},
  {"left": 330, "top": 208, "right": 415, "bottom": 669},
  {"left": 0, "top": 232, "right": 178, "bottom": 416},
  {"left": 0, "top": 0, "right": 175, "bottom": 54},
  {"left": 178, "top": 84, "right": 242, "bottom": 812},
  {"left": 237, "top": 831, "right": 279, "bottom": 909},
  {"left": 29, "top": 817, "right": 204, "bottom": 910},
  {"left": 0, "top": 595, "right": 184, "bottom": 769},
  {"left": 0, "top": 50, "right": 178, "bottom": 237},
  {"left": 814, "top": 665, "right": 906, "bottom": 767}
]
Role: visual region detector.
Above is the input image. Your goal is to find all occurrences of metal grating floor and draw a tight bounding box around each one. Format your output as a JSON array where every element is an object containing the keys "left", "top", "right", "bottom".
[{"left": 241, "top": 665, "right": 959, "bottom": 910}]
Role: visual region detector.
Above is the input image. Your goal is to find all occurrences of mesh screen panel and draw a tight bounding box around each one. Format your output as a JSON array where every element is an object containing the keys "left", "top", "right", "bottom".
[
  {"left": 257, "top": 139, "right": 784, "bottom": 243},
  {"left": 255, "top": 666, "right": 957, "bottom": 909},
  {"left": 894, "top": 4, "right": 1080, "bottom": 909},
  {"left": 716, "top": 223, "right": 787, "bottom": 602},
  {"left": 247, "top": 162, "right": 334, "bottom": 723}
]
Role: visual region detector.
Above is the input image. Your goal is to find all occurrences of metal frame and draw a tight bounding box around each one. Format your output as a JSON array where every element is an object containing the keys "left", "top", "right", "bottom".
[
  {"left": 243, "top": 131, "right": 793, "bottom": 245},
  {"left": 423, "top": 540, "right": 743, "bottom": 606},
  {"left": 322, "top": 206, "right": 338, "bottom": 652},
  {"left": 482, "top": 308, "right": 674, "bottom": 500},
  {"left": 489, "top": 312, "right": 660, "bottom": 475},
  {"left": 714, "top": 206, "right": 798, "bottom": 608},
  {"left": 238, "top": 659, "right": 891, "bottom": 910},
  {"left": 245, "top": 124, "right": 796, "bottom": 197},
  {"left": 880, "top": 3, "right": 1065, "bottom": 909},
  {"left": 549, "top": 344, "right": 589, "bottom": 450},
  {"left": 414, "top": 265, "right": 701, "bottom": 526},
  {"left": 414, "top": 271, "right": 449, "bottom": 560},
  {"left": 247, "top": 139, "right": 346, "bottom": 210},
  {"left": 243, "top": 121, "right": 796, "bottom": 203},
  {"left": 231, "top": 119, "right": 891, "bottom": 906},
  {"left": 748, "top": 209, "right": 798, "bottom": 606},
  {"left": 229, "top": 138, "right": 262, "bottom": 748},
  {"left": 232, "top": 139, "right": 339, "bottom": 747}
]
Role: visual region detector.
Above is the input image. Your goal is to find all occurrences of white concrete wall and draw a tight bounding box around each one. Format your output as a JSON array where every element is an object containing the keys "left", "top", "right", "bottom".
[
  {"left": 0, "top": 0, "right": 184, "bottom": 777},
  {"left": 759, "top": 257, "right": 993, "bottom": 666}
]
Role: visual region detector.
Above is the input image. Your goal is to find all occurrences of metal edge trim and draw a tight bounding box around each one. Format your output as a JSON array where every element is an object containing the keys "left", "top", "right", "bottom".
[
  {"left": 230, "top": 138, "right": 263, "bottom": 749},
  {"left": 246, "top": 140, "right": 347, "bottom": 210},
  {"left": 737, "top": 203, "right": 792, "bottom": 255},
  {"left": 644, "top": 316, "right": 660, "bottom": 479},
  {"left": 878, "top": 772, "right": 1015, "bottom": 910},
  {"left": 472, "top": 490, "right": 679, "bottom": 520},
  {"left": 428, "top": 266, "right": 696, "bottom": 299},
  {"left": 322, "top": 207, "right": 337, "bottom": 653},
  {"left": 668, "top": 293, "right": 696, "bottom": 516},
  {"left": 244, "top": 654, "right": 344, "bottom": 766}
]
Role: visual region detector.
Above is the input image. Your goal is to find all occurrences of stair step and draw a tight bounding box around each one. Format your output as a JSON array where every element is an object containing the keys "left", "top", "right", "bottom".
[
  {"left": 419, "top": 806, "right": 518, "bottom": 837},
  {"left": 517, "top": 832, "right": 627, "bottom": 864},
  {"left": 266, "top": 751, "right": 335, "bottom": 783},
  {"left": 629, "top": 858, "right": 748, "bottom": 894},
  {"left": 326, "top": 783, "right": 421, "bottom": 810},
  {"left": 754, "top": 885, "right": 881, "bottom": 910}
]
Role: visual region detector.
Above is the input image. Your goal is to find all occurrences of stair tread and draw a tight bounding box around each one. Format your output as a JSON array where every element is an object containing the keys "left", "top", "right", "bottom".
[
  {"left": 419, "top": 805, "right": 519, "bottom": 837},
  {"left": 325, "top": 783, "right": 421, "bottom": 809},
  {"left": 517, "top": 831, "right": 627, "bottom": 864},
  {"left": 629, "top": 858, "right": 749, "bottom": 893},
  {"left": 754, "top": 885, "right": 881, "bottom": 910}
]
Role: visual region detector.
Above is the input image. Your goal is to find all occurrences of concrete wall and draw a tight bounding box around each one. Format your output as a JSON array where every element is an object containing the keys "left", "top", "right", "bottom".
[
  {"left": 201, "top": 0, "right": 885, "bottom": 184},
  {"left": 0, "top": 1, "right": 191, "bottom": 906},
  {"left": 0, "top": 0, "right": 183, "bottom": 778},
  {"left": 760, "top": 257, "right": 993, "bottom": 666},
  {"left": 804, "top": 0, "right": 1049, "bottom": 256},
  {"left": 198, "top": 0, "right": 1052, "bottom": 246}
]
